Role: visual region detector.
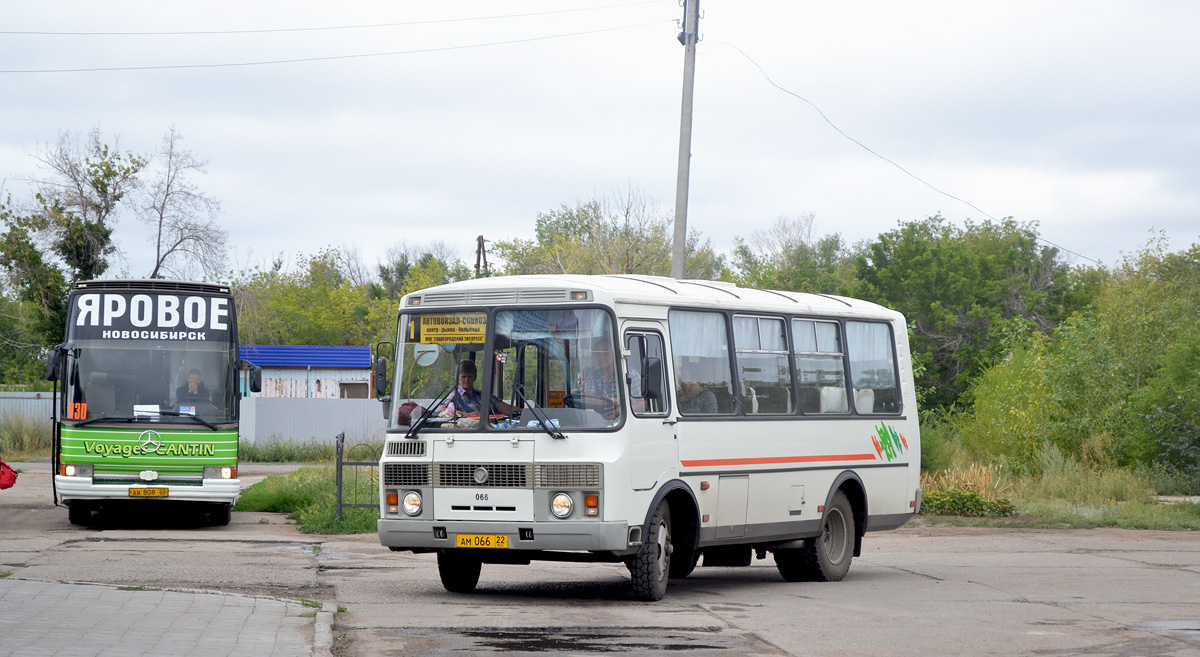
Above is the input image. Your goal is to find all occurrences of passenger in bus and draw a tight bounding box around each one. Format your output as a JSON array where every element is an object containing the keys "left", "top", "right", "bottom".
[
  {"left": 677, "top": 365, "right": 718, "bottom": 414},
  {"left": 176, "top": 369, "right": 210, "bottom": 403},
  {"left": 438, "top": 360, "right": 512, "bottom": 417}
]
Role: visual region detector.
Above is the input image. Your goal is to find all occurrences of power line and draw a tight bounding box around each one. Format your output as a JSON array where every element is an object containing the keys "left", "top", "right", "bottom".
[
  {"left": 0, "top": 21, "right": 672, "bottom": 74},
  {"left": 0, "top": 1, "right": 668, "bottom": 36},
  {"left": 716, "top": 41, "right": 1098, "bottom": 265}
]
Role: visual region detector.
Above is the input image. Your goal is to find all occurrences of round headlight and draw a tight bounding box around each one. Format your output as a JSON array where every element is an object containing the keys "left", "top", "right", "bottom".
[
  {"left": 402, "top": 491, "right": 423, "bottom": 516},
  {"left": 550, "top": 492, "right": 574, "bottom": 518}
]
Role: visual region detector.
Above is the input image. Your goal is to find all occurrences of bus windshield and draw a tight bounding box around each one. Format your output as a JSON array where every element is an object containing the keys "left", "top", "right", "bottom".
[
  {"left": 388, "top": 307, "right": 623, "bottom": 430},
  {"left": 62, "top": 341, "right": 237, "bottom": 426}
]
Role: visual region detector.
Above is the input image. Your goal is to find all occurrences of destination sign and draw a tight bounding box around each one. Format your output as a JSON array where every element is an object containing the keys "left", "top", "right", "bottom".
[
  {"left": 69, "top": 292, "right": 231, "bottom": 342},
  {"left": 407, "top": 313, "right": 486, "bottom": 344}
]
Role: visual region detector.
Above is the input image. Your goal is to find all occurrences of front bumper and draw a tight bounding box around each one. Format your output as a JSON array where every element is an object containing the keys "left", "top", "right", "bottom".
[
  {"left": 378, "top": 518, "right": 633, "bottom": 552},
  {"left": 55, "top": 475, "right": 241, "bottom": 504}
]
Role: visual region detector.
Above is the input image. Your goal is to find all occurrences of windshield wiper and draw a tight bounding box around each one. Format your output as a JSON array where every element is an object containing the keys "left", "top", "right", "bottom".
[
  {"left": 404, "top": 385, "right": 452, "bottom": 440},
  {"left": 512, "top": 385, "right": 566, "bottom": 440},
  {"left": 74, "top": 411, "right": 218, "bottom": 431},
  {"left": 154, "top": 410, "right": 219, "bottom": 431}
]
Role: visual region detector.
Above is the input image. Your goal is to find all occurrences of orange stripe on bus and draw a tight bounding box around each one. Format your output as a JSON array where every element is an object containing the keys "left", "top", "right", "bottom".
[{"left": 680, "top": 453, "right": 878, "bottom": 467}]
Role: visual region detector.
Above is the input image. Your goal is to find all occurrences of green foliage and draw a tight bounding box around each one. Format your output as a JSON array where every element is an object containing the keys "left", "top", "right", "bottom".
[
  {"left": 493, "top": 190, "right": 723, "bottom": 278},
  {"left": 728, "top": 215, "right": 859, "bottom": 295},
  {"left": 921, "top": 489, "right": 1014, "bottom": 517},
  {"left": 234, "top": 465, "right": 378, "bottom": 534},
  {"left": 855, "top": 215, "right": 1093, "bottom": 408},
  {"left": 233, "top": 249, "right": 397, "bottom": 347},
  {"left": 1127, "top": 325, "right": 1200, "bottom": 478}
]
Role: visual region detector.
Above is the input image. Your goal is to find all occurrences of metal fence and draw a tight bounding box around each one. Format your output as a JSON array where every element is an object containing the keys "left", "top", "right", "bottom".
[
  {"left": 335, "top": 432, "right": 381, "bottom": 522},
  {"left": 0, "top": 392, "right": 53, "bottom": 422}
]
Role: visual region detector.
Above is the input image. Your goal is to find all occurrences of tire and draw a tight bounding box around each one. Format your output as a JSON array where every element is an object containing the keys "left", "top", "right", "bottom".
[
  {"left": 437, "top": 550, "right": 482, "bottom": 593},
  {"left": 776, "top": 490, "right": 854, "bottom": 582},
  {"left": 669, "top": 547, "right": 699, "bottom": 579},
  {"left": 629, "top": 503, "right": 672, "bottom": 600},
  {"left": 67, "top": 502, "right": 93, "bottom": 526},
  {"left": 209, "top": 504, "right": 232, "bottom": 527}
]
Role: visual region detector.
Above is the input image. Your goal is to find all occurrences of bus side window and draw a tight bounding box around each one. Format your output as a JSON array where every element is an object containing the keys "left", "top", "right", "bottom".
[{"left": 625, "top": 332, "right": 667, "bottom": 416}]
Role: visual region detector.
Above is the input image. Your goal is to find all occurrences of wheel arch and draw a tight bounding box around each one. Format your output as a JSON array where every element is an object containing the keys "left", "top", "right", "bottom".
[
  {"left": 641, "top": 479, "right": 699, "bottom": 556},
  {"left": 826, "top": 471, "right": 868, "bottom": 557}
]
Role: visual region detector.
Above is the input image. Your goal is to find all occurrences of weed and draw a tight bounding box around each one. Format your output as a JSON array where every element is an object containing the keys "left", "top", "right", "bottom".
[
  {"left": 0, "top": 572, "right": 12, "bottom": 579},
  {"left": 299, "top": 599, "right": 322, "bottom": 609},
  {"left": 0, "top": 415, "right": 52, "bottom": 461},
  {"left": 235, "top": 465, "right": 378, "bottom": 535}
]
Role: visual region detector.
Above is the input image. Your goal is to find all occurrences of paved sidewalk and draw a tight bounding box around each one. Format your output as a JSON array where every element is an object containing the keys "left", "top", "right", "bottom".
[{"left": 0, "top": 579, "right": 317, "bottom": 657}]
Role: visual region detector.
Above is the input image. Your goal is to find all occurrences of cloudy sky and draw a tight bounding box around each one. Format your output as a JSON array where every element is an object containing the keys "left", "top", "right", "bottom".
[{"left": 1, "top": 0, "right": 1197, "bottom": 280}]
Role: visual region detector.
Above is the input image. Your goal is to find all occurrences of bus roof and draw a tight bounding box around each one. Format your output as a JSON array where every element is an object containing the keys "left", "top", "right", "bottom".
[
  {"left": 401, "top": 274, "right": 901, "bottom": 321},
  {"left": 73, "top": 279, "right": 232, "bottom": 295}
]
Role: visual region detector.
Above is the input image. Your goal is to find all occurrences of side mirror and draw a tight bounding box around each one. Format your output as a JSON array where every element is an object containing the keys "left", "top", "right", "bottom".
[
  {"left": 44, "top": 349, "right": 62, "bottom": 382},
  {"left": 248, "top": 363, "right": 262, "bottom": 393},
  {"left": 374, "top": 356, "right": 389, "bottom": 399},
  {"left": 43, "top": 342, "right": 73, "bottom": 381}
]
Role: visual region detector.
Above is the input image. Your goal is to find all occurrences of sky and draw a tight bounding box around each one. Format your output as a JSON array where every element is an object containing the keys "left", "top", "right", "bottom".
[{"left": 1, "top": 0, "right": 1197, "bottom": 280}]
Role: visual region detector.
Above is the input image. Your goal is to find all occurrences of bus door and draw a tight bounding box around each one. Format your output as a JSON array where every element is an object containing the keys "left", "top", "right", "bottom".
[{"left": 623, "top": 324, "right": 675, "bottom": 490}]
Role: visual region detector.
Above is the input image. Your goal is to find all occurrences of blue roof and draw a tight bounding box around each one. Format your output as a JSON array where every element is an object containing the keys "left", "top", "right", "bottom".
[{"left": 239, "top": 345, "right": 371, "bottom": 369}]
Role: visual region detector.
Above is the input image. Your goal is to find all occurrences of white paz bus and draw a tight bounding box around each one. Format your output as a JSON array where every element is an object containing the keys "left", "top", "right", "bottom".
[{"left": 375, "top": 275, "right": 921, "bottom": 600}]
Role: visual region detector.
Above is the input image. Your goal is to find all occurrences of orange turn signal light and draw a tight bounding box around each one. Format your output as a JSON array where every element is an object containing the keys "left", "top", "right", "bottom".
[{"left": 386, "top": 493, "right": 399, "bottom": 505}]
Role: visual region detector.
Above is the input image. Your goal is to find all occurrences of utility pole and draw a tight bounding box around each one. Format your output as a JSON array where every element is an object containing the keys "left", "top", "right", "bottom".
[{"left": 670, "top": 0, "right": 700, "bottom": 280}]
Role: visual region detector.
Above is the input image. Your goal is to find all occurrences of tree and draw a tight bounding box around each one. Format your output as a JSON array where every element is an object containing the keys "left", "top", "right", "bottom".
[
  {"left": 138, "top": 125, "right": 226, "bottom": 279},
  {"left": 494, "top": 188, "right": 723, "bottom": 278},
  {"left": 729, "top": 214, "right": 860, "bottom": 295},
  {"left": 855, "top": 216, "right": 1090, "bottom": 408},
  {"left": 26, "top": 127, "right": 145, "bottom": 282},
  {"left": 377, "top": 241, "right": 470, "bottom": 299}
]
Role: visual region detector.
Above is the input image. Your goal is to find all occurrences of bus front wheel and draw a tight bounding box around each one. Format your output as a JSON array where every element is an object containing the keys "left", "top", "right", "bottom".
[
  {"left": 629, "top": 503, "right": 672, "bottom": 600},
  {"left": 775, "top": 490, "right": 854, "bottom": 582},
  {"left": 67, "top": 502, "right": 93, "bottom": 526},
  {"left": 437, "top": 550, "right": 482, "bottom": 593}
]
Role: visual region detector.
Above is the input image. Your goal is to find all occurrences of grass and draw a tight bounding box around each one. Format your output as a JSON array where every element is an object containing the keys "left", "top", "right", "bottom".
[
  {"left": 919, "top": 446, "right": 1200, "bottom": 530},
  {"left": 235, "top": 465, "right": 379, "bottom": 534},
  {"left": 0, "top": 414, "right": 53, "bottom": 461},
  {"left": 237, "top": 439, "right": 339, "bottom": 463}
]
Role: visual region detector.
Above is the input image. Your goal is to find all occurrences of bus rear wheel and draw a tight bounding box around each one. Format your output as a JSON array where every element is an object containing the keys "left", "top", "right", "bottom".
[
  {"left": 775, "top": 490, "right": 854, "bottom": 582},
  {"left": 629, "top": 503, "right": 672, "bottom": 600},
  {"left": 437, "top": 550, "right": 482, "bottom": 593}
]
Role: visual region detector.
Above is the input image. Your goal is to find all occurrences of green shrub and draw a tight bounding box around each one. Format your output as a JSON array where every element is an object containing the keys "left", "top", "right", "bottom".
[{"left": 922, "top": 489, "right": 1014, "bottom": 517}]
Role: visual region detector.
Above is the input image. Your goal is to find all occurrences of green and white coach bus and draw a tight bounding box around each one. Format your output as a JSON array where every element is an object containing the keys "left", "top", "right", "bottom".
[
  {"left": 374, "top": 275, "right": 921, "bottom": 600},
  {"left": 45, "top": 279, "right": 260, "bottom": 526}
]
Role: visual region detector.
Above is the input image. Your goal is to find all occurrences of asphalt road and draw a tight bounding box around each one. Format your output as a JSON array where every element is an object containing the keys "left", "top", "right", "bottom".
[{"left": 2, "top": 463, "right": 1199, "bottom": 657}]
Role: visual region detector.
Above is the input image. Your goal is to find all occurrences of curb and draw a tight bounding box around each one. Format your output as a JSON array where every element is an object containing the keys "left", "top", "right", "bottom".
[{"left": 314, "top": 601, "right": 337, "bottom": 655}]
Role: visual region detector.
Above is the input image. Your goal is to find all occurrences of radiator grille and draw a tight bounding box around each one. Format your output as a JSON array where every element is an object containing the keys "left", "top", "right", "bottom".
[
  {"left": 437, "top": 463, "right": 530, "bottom": 488},
  {"left": 383, "top": 463, "right": 431, "bottom": 487},
  {"left": 386, "top": 440, "right": 427, "bottom": 457},
  {"left": 535, "top": 463, "right": 603, "bottom": 489}
]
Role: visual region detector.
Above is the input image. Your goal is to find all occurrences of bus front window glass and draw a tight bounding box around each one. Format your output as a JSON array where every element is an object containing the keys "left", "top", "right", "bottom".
[
  {"left": 63, "top": 342, "right": 236, "bottom": 424},
  {"left": 793, "top": 319, "right": 848, "bottom": 414},
  {"left": 734, "top": 316, "right": 793, "bottom": 414},
  {"left": 669, "top": 310, "right": 735, "bottom": 415},
  {"left": 390, "top": 311, "right": 489, "bottom": 430},
  {"left": 493, "top": 308, "right": 620, "bottom": 429},
  {"left": 846, "top": 321, "right": 900, "bottom": 414}
]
